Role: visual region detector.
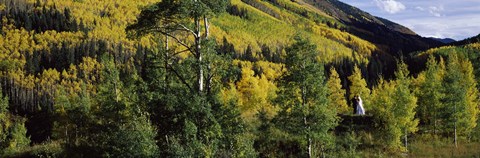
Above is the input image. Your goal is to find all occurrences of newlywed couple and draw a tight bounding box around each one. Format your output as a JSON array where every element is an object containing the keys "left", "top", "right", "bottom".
[{"left": 352, "top": 95, "right": 365, "bottom": 115}]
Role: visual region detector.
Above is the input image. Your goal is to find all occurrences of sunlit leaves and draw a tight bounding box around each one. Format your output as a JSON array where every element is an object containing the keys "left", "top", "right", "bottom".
[
  {"left": 327, "top": 67, "right": 349, "bottom": 114},
  {"left": 348, "top": 65, "right": 370, "bottom": 109},
  {"left": 231, "top": 60, "right": 281, "bottom": 122}
]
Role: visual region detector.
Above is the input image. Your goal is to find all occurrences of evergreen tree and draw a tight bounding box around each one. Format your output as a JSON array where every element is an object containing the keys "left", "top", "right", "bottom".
[
  {"left": 327, "top": 67, "right": 349, "bottom": 114},
  {"left": 274, "top": 36, "right": 338, "bottom": 157}
]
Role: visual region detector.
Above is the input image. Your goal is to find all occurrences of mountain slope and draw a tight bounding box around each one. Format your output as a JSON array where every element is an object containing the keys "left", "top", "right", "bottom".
[
  {"left": 429, "top": 37, "right": 456, "bottom": 44},
  {"left": 211, "top": 0, "right": 377, "bottom": 62},
  {"left": 211, "top": 0, "right": 443, "bottom": 63},
  {"left": 0, "top": 0, "right": 449, "bottom": 82},
  {"left": 453, "top": 33, "right": 480, "bottom": 46},
  {"left": 301, "top": 0, "right": 444, "bottom": 54}
]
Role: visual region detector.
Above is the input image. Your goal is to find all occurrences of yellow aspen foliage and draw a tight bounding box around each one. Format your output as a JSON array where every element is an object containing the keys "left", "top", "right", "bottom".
[
  {"left": 234, "top": 61, "right": 278, "bottom": 122},
  {"left": 392, "top": 61, "right": 418, "bottom": 151},
  {"left": 220, "top": 83, "right": 241, "bottom": 106},
  {"left": 34, "top": 31, "right": 84, "bottom": 52},
  {"left": 37, "top": 69, "right": 61, "bottom": 97},
  {"left": 0, "top": 25, "right": 33, "bottom": 70},
  {"left": 22, "top": 74, "right": 36, "bottom": 89},
  {"left": 326, "top": 67, "right": 349, "bottom": 114},
  {"left": 348, "top": 65, "right": 371, "bottom": 110},
  {"left": 3, "top": 69, "right": 28, "bottom": 85},
  {"left": 254, "top": 61, "right": 284, "bottom": 80},
  {"left": 458, "top": 58, "right": 479, "bottom": 136},
  {"left": 60, "top": 64, "right": 82, "bottom": 96},
  {"left": 411, "top": 72, "right": 425, "bottom": 94},
  {"left": 78, "top": 57, "right": 103, "bottom": 93},
  {"left": 370, "top": 78, "right": 397, "bottom": 147},
  {"left": 415, "top": 56, "right": 445, "bottom": 134},
  {"left": 466, "top": 43, "right": 480, "bottom": 50}
]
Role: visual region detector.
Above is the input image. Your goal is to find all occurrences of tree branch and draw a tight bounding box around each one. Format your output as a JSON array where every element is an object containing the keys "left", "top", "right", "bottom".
[
  {"left": 167, "top": 64, "right": 194, "bottom": 93},
  {"left": 172, "top": 49, "right": 192, "bottom": 56},
  {"left": 155, "top": 29, "right": 193, "bottom": 52},
  {"left": 177, "top": 24, "right": 198, "bottom": 37}
]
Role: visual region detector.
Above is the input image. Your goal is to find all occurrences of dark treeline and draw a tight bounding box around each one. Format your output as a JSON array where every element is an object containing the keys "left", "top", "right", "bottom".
[{"left": 0, "top": 0, "right": 86, "bottom": 33}]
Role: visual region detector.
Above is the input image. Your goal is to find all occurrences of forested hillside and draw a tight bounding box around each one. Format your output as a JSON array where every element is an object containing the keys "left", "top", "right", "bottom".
[{"left": 0, "top": 0, "right": 479, "bottom": 157}]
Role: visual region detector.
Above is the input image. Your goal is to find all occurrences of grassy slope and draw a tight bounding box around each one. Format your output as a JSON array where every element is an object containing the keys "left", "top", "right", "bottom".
[
  {"left": 409, "top": 135, "right": 480, "bottom": 157},
  {"left": 210, "top": 0, "right": 376, "bottom": 62}
]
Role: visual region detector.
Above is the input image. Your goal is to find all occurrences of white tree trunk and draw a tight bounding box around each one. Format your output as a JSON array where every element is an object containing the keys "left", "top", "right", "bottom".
[
  {"left": 203, "top": 16, "right": 213, "bottom": 94},
  {"left": 302, "top": 84, "right": 312, "bottom": 158},
  {"left": 194, "top": 16, "right": 203, "bottom": 93},
  {"left": 165, "top": 35, "right": 169, "bottom": 91},
  {"left": 204, "top": 16, "right": 209, "bottom": 39}
]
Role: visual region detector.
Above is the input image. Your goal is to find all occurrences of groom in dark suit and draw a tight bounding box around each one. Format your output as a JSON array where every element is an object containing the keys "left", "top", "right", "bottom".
[{"left": 351, "top": 95, "right": 358, "bottom": 114}]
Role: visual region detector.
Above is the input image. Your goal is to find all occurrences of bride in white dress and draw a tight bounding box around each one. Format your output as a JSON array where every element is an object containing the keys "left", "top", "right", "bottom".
[{"left": 356, "top": 96, "right": 365, "bottom": 115}]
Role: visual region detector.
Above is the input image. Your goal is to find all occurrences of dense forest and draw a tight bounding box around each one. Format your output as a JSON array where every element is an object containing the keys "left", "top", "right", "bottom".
[{"left": 0, "top": 0, "right": 479, "bottom": 157}]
